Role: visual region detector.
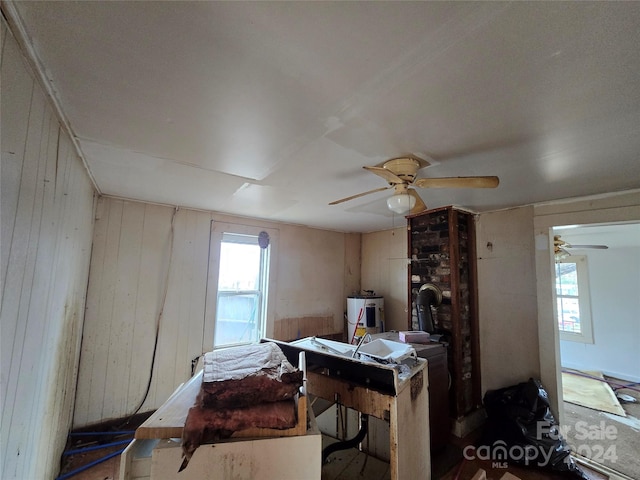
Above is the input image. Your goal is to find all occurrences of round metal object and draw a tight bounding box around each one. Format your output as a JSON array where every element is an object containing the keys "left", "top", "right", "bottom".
[{"left": 418, "top": 283, "right": 442, "bottom": 307}]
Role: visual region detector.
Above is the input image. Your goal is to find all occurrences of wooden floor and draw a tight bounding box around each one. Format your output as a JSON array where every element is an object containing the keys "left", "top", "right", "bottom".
[
  {"left": 562, "top": 375, "right": 640, "bottom": 480},
  {"left": 322, "top": 436, "right": 391, "bottom": 480},
  {"left": 59, "top": 445, "right": 611, "bottom": 480},
  {"left": 59, "top": 432, "right": 613, "bottom": 480},
  {"left": 439, "top": 458, "right": 609, "bottom": 480},
  {"left": 438, "top": 429, "right": 611, "bottom": 480},
  {"left": 57, "top": 442, "right": 123, "bottom": 480},
  {"left": 58, "top": 435, "right": 390, "bottom": 480}
]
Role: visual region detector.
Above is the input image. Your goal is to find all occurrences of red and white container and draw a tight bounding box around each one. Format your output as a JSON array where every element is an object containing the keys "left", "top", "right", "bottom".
[{"left": 346, "top": 295, "right": 384, "bottom": 343}]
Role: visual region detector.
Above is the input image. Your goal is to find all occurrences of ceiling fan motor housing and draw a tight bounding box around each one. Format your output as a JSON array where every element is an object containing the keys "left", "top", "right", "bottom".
[{"left": 382, "top": 157, "right": 423, "bottom": 183}]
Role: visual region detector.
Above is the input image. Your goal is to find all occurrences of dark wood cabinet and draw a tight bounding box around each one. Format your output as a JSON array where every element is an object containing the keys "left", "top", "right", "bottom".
[{"left": 407, "top": 206, "right": 481, "bottom": 420}]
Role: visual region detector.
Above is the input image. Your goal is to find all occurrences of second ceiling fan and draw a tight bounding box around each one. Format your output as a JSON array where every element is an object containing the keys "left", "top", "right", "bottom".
[
  {"left": 553, "top": 235, "right": 609, "bottom": 259},
  {"left": 329, "top": 156, "right": 499, "bottom": 215}
]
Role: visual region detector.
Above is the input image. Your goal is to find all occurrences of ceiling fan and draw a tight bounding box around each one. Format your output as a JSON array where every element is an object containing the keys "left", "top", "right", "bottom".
[
  {"left": 553, "top": 235, "right": 609, "bottom": 259},
  {"left": 329, "top": 156, "right": 499, "bottom": 215}
]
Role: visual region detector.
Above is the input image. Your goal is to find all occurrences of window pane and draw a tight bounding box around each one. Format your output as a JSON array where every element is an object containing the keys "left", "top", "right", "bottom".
[
  {"left": 557, "top": 297, "right": 581, "bottom": 333},
  {"left": 214, "top": 233, "right": 267, "bottom": 348},
  {"left": 554, "top": 254, "right": 592, "bottom": 343},
  {"left": 215, "top": 293, "right": 260, "bottom": 346},
  {"left": 555, "top": 263, "right": 578, "bottom": 296},
  {"left": 218, "top": 242, "right": 260, "bottom": 291}
]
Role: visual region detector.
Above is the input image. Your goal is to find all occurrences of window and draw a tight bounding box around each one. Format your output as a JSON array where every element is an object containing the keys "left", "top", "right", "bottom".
[
  {"left": 206, "top": 223, "right": 277, "bottom": 350},
  {"left": 555, "top": 255, "right": 594, "bottom": 343}
]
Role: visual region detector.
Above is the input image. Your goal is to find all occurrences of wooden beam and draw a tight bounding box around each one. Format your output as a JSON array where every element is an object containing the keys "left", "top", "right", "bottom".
[{"left": 305, "top": 371, "right": 392, "bottom": 420}]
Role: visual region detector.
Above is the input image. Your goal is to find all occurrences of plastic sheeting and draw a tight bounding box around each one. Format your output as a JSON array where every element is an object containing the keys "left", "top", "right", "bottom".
[{"left": 480, "top": 378, "right": 589, "bottom": 479}]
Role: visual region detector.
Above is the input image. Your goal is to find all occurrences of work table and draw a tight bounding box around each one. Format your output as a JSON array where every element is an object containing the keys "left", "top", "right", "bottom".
[
  {"left": 272, "top": 337, "right": 431, "bottom": 480},
  {"left": 122, "top": 337, "right": 431, "bottom": 479}
]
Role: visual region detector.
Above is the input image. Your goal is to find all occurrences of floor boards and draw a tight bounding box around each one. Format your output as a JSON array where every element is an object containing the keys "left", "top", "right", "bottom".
[
  {"left": 58, "top": 435, "right": 391, "bottom": 480},
  {"left": 321, "top": 436, "right": 391, "bottom": 480},
  {"left": 59, "top": 430, "right": 621, "bottom": 479},
  {"left": 562, "top": 375, "right": 640, "bottom": 480}
]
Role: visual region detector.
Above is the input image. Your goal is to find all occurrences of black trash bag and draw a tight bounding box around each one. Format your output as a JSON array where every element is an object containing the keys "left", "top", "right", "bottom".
[{"left": 480, "top": 378, "right": 588, "bottom": 479}]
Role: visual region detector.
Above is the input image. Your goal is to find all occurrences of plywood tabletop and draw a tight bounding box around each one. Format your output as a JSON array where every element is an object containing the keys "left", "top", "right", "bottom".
[
  {"left": 135, "top": 370, "right": 203, "bottom": 439},
  {"left": 135, "top": 369, "right": 307, "bottom": 439}
]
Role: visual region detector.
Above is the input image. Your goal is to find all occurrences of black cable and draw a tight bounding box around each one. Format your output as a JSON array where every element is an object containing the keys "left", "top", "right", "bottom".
[
  {"left": 322, "top": 415, "right": 369, "bottom": 464},
  {"left": 613, "top": 381, "right": 640, "bottom": 392},
  {"left": 118, "top": 207, "right": 177, "bottom": 428}
]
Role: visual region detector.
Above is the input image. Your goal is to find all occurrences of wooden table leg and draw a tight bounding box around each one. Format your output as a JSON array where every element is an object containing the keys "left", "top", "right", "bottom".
[{"left": 389, "top": 368, "right": 430, "bottom": 479}]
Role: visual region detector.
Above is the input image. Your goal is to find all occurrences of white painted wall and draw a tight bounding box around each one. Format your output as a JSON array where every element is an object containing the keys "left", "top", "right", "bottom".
[
  {"left": 274, "top": 222, "right": 357, "bottom": 331},
  {"left": 1, "top": 21, "right": 96, "bottom": 480},
  {"left": 362, "top": 213, "right": 543, "bottom": 397},
  {"left": 560, "top": 245, "right": 640, "bottom": 382},
  {"left": 475, "top": 207, "right": 541, "bottom": 393},
  {"left": 74, "top": 197, "right": 361, "bottom": 426},
  {"left": 74, "top": 199, "right": 185, "bottom": 426},
  {"left": 361, "top": 227, "right": 408, "bottom": 333}
]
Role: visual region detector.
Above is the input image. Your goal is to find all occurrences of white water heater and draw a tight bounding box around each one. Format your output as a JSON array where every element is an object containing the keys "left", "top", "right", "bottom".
[{"left": 347, "top": 295, "right": 384, "bottom": 344}]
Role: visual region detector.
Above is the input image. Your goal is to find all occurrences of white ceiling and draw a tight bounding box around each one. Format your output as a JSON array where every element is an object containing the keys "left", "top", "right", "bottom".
[
  {"left": 554, "top": 222, "right": 640, "bottom": 250},
  {"left": 7, "top": 1, "right": 640, "bottom": 232}
]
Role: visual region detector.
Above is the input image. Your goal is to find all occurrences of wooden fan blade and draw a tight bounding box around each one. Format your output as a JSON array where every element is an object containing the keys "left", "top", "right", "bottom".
[
  {"left": 414, "top": 176, "right": 499, "bottom": 189},
  {"left": 363, "top": 166, "right": 404, "bottom": 184},
  {"left": 328, "top": 186, "right": 392, "bottom": 205},
  {"left": 408, "top": 189, "right": 427, "bottom": 215},
  {"left": 565, "top": 244, "right": 609, "bottom": 249}
]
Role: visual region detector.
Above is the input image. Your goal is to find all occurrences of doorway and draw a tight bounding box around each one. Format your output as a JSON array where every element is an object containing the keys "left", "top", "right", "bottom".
[{"left": 551, "top": 222, "right": 640, "bottom": 479}]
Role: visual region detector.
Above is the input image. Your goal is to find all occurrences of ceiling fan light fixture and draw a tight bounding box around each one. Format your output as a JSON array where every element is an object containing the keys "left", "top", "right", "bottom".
[
  {"left": 387, "top": 192, "right": 416, "bottom": 214},
  {"left": 554, "top": 248, "right": 570, "bottom": 261}
]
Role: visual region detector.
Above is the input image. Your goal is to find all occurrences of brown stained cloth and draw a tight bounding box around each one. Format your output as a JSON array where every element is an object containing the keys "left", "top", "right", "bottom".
[
  {"left": 181, "top": 400, "right": 297, "bottom": 467},
  {"left": 199, "top": 367, "right": 303, "bottom": 409}
]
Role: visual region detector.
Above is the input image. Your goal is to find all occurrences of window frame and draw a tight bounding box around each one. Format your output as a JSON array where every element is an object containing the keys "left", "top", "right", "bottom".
[
  {"left": 555, "top": 254, "right": 594, "bottom": 344},
  {"left": 203, "top": 221, "right": 278, "bottom": 352}
]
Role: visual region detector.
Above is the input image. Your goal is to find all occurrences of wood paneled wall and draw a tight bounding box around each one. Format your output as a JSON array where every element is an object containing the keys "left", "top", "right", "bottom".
[
  {"left": 273, "top": 315, "right": 335, "bottom": 341},
  {"left": 74, "top": 200, "right": 211, "bottom": 426},
  {"left": 361, "top": 227, "right": 408, "bottom": 332},
  {"left": 75, "top": 198, "right": 359, "bottom": 427},
  {"left": 1, "top": 21, "right": 96, "bottom": 480},
  {"left": 475, "top": 206, "right": 541, "bottom": 394}
]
